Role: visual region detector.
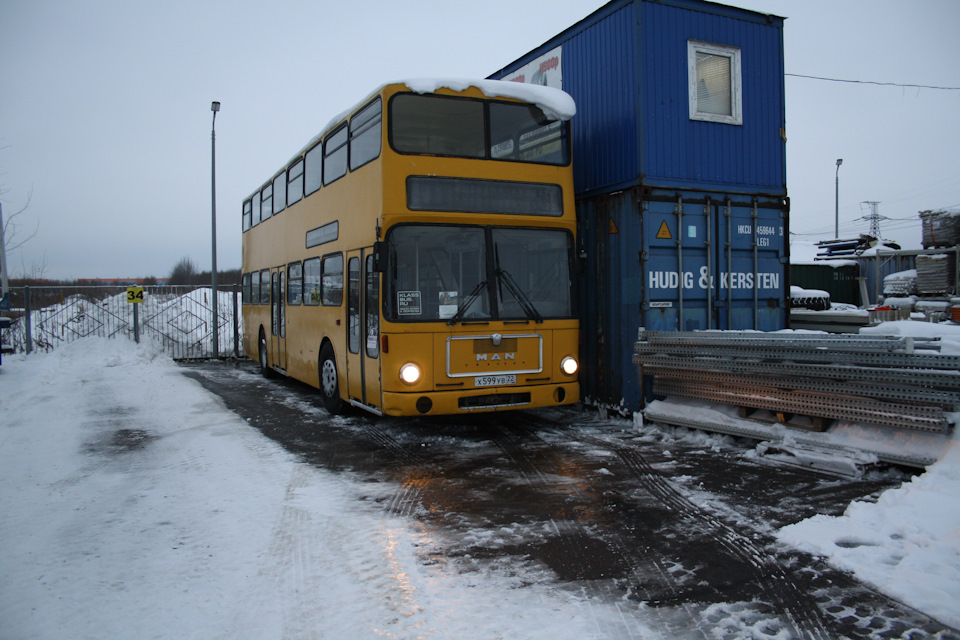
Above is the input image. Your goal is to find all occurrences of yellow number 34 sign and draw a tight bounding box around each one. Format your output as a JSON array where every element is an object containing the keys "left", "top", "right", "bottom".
[{"left": 126, "top": 287, "right": 145, "bottom": 304}]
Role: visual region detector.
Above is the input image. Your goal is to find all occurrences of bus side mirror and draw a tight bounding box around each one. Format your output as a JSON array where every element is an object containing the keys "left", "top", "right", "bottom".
[{"left": 373, "top": 241, "right": 388, "bottom": 273}]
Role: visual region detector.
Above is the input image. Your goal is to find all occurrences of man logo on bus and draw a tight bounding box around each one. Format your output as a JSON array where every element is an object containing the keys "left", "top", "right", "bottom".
[{"left": 476, "top": 353, "right": 516, "bottom": 362}]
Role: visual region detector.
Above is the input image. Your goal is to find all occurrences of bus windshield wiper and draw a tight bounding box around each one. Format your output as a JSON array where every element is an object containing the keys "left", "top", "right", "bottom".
[
  {"left": 496, "top": 267, "right": 544, "bottom": 323},
  {"left": 447, "top": 280, "right": 489, "bottom": 326}
]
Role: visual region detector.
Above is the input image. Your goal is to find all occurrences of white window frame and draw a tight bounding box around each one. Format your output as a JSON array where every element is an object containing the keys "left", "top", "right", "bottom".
[{"left": 688, "top": 40, "right": 742, "bottom": 126}]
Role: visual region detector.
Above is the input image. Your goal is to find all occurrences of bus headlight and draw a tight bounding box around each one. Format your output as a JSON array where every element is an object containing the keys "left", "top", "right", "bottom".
[
  {"left": 560, "top": 356, "right": 578, "bottom": 376},
  {"left": 399, "top": 363, "right": 422, "bottom": 385}
]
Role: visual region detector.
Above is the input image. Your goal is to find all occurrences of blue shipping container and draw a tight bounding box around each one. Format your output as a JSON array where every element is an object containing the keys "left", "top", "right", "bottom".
[
  {"left": 577, "top": 187, "right": 787, "bottom": 410},
  {"left": 490, "top": 0, "right": 789, "bottom": 411}
]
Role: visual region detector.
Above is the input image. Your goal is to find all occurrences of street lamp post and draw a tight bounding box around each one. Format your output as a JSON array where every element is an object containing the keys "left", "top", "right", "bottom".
[
  {"left": 211, "top": 101, "right": 220, "bottom": 358},
  {"left": 835, "top": 158, "right": 843, "bottom": 239}
]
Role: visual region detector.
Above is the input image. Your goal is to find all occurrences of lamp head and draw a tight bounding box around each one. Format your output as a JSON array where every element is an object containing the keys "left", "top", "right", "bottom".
[
  {"left": 211, "top": 101, "right": 220, "bottom": 113},
  {"left": 836, "top": 158, "right": 843, "bottom": 167}
]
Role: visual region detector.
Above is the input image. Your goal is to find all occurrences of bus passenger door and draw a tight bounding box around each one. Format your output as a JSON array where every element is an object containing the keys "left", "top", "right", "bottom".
[
  {"left": 271, "top": 269, "right": 286, "bottom": 372},
  {"left": 345, "top": 249, "right": 381, "bottom": 411}
]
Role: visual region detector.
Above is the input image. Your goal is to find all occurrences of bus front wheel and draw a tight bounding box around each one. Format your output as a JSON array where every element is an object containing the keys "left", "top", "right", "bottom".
[{"left": 319, "top": 343, "right": 345, "bottom": 415}]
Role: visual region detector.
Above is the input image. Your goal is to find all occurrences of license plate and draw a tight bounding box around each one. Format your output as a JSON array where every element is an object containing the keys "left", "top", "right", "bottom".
[{"left": 474, "top": 374, "right": 516, "bottom": 387}]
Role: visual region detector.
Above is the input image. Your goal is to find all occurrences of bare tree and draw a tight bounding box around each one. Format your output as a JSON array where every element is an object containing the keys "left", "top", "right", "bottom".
[
  {"left": 1, "top": 189, "right": 38, "bottom": 254},
  {"left": 1, "top": 189, "right": 39, "bottom": 290},
  {"left": 169, "top": 256, "right": 199, "bottom": 285}
]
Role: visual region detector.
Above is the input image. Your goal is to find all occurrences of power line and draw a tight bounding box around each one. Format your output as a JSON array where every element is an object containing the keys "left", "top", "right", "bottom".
[{"left": 786, "top": 73, "right": 960, "bottom": 91}]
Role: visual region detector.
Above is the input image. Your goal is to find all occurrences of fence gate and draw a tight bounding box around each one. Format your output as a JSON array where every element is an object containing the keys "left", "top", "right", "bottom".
[{"left": 0, "top": 285, "right": 243, "bottom": 360}]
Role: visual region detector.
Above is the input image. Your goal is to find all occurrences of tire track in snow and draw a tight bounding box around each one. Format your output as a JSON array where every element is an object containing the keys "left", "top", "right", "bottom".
[
  {"left": 562, "top": 427, "right": 831, "bottom": 640},
  {"left": 489, "top": 421, "right": 711, "bottom": 640}
]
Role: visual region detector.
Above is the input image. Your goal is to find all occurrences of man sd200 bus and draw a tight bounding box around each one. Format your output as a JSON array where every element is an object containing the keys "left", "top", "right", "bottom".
[{"left": 242, "top": 79, "right": 579, "bottom": 416}]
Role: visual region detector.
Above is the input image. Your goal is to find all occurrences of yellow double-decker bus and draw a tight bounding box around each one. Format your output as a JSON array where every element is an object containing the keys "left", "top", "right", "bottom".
[{"left": 241, "top": 79, "right": 579, "bottom": 416}]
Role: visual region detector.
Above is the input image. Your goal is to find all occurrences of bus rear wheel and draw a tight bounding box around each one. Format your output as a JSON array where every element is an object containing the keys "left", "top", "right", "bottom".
[
  {"left": 258, "top": 328, "right": 274, "bottom": 378},
  {"left": 319, "top": 343, "right": 345, "bottom": 415}
]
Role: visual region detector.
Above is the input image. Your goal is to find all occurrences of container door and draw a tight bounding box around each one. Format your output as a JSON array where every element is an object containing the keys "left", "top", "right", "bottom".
[
  {"left": 641, "top": 193, "right": 711, "bottom": 332},
  {"left": 345, "top": 249, "right": 382, "bottom": 410},
  {"left": 712, "top": 196, "right": 788, "bottom": 331},
  {"left": 640, "top": 191, "right": 787, "bottom": 333},
  {"left": 270, "top": 268, "right": 286, "bottom": 371}
]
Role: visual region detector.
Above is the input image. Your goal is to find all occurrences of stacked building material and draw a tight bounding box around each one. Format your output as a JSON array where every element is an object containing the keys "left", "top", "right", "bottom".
[
  {"left": 920, "top": 209, "right": 960, "bottom": 248},
  {"left": 916, "top": 253, "right": 957, "bottom": 295},
  {"left": 883, "top": 269, "right": 917, "bottom": 296}
]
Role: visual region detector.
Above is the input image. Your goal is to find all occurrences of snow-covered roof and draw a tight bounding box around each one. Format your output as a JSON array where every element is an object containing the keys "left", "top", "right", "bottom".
[{"left": 284, "top": 78, "right": 577, "bottom": 174}]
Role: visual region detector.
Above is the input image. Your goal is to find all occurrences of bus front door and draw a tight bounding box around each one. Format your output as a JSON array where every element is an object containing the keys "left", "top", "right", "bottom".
[
  {"left": 271, "top": 269, "right": 286, "bottom": 372},
  {"left": 345, "top": 249, "right": 381, "bottom": 412}
]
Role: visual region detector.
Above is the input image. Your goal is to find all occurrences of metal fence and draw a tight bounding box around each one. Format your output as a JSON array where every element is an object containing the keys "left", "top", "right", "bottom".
[{"left": 0, "top": 285, "right": 243, "bottom": 360}]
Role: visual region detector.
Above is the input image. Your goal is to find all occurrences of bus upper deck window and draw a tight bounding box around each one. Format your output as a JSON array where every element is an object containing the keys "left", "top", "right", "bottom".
[{"left": 390, "top": 94, "right": 484, "bottom": 158}]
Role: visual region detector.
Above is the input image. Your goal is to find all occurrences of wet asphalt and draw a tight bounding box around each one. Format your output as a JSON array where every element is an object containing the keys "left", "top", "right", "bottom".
[{"left": 181, "top": 360, "right": 959, "bottom": 640}]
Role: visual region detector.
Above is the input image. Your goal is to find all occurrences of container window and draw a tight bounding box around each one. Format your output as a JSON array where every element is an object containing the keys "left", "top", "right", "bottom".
[{"left": 688, "top": 41, "right": 742, "bottom": 126}]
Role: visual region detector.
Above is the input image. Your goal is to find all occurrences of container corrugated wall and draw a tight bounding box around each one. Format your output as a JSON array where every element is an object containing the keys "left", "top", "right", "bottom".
[
  {"left": 578, "top": 187, "right": 787, "bottom": 410},
  {"left": 640, "top": 2, "right": 786, "bottom": 191},
  {"left": 561, "top": 2, "right": 640, "bottom": 194}
]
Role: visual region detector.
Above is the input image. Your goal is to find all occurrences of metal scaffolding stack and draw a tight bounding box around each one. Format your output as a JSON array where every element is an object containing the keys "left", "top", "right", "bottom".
[{"left": 634, "top": 330, "right": 960, "bottom": 466}]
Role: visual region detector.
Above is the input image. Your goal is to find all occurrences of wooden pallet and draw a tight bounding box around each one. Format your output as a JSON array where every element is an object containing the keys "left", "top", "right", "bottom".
[{"left": 737, "top": 406, "right": 833, "bottom": 432}]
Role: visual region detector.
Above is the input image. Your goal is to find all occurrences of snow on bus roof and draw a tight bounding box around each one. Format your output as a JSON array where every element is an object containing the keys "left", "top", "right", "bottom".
[
  {"left": 279, "top": 79, "right": 576, "bottom": 178},
  {"left": 402, "top": 78, "right": 576, "bottom": 121}
]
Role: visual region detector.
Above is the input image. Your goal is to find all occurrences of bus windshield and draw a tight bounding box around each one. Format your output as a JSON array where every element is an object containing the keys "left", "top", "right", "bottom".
[
  {"left": 385, "top": 225, "right": 573, "bottom": 322},
  {"left": 389, "top": 94, "right": 569, "bottom": 165}
]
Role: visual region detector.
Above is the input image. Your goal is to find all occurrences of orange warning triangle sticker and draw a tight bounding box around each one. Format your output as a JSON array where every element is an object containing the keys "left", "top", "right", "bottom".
[
  {"left": 608, "top": 217, "right": 619, "bottom": 234},
  {"left": 656, "top": 221, "right": 672, "bottom": 239}
]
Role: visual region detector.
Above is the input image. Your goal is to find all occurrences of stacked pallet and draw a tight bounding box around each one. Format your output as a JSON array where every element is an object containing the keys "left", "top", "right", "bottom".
[
  {"left": 883, "top": 269, "right": 917, "bottom": 296},
  {"left": 921, "top": 209, "right": 960, "bottom": 248},
  {"left": 916, "top": 253, "right": 957, "bottom": 295}
]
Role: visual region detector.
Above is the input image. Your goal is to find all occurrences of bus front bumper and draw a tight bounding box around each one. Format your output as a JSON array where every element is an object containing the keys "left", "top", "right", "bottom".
[{"left": 381, "top": 381, "right": 579, "bottom": 416}]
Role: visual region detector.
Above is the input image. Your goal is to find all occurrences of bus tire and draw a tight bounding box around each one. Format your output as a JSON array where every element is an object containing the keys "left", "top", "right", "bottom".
[
  {"left": 258, "top": 328, "right": 274, "bottom": 378},
  {"left": 319, "top": 343, "right": 345, "bottom": 415}
]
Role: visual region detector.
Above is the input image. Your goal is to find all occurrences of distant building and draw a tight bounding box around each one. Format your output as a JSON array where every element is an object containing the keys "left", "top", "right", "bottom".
[{"left": 77, "top": 278, "right": 170, "bottom": 286}]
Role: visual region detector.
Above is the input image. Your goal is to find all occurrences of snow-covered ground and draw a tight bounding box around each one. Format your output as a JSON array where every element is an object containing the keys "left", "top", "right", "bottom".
[
  {"left": 1, "top": 331, "right": 958, "bottom": 637},
  {"left": 0, "top": 339, "right": 662, "bottom": 639}
]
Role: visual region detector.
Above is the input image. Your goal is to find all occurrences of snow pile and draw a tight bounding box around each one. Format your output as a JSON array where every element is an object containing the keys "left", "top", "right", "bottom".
[
  {"left": 0, "top": 339, "right": 651, "bottom": 639},
  {"left": 778, "top": 436, "right": 960, "bottom": 629},
  {"left": 777, "top": 320, "right": 960, "bottom": 629}
]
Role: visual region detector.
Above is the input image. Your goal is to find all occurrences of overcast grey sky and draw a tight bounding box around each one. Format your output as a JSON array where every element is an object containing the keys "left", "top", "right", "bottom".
[{"left": 1, "top": 0, "right": 958, "bottom": 280}]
